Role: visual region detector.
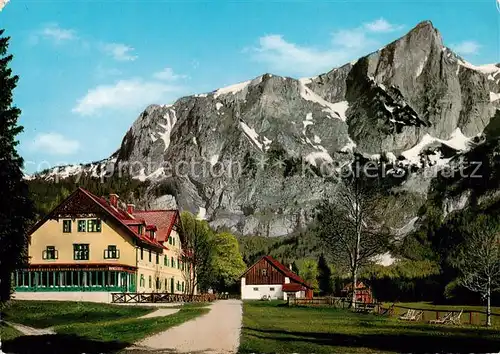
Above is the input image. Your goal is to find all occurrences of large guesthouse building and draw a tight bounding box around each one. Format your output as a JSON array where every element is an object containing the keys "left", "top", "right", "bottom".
[{"left": 13, "top": 187, "right": 190, "bottom": 302}]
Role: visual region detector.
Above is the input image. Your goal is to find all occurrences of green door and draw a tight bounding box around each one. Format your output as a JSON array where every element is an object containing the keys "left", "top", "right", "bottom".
[{"left": 170, "top": 278, "right": 174, "bottom": 293}]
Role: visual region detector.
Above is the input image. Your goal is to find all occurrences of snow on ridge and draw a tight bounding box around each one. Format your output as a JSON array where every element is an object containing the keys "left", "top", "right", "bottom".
[
  {"left": 302, "top": 120, "right": 313, "bottom": 135},
  {"left": 150, "top": 132, "right": 158, "bottom": 143},
  {"left": 490, "top": 92, "right": 500, "bottom": 103},
  {"left": 384, "top": 103, "right": 395, "bottom": 113},
  {"left": 401, "top": 128, "right": 471, "bottom": 164},
  {"left": 214, "top": 80, "right": 251, "bottom": 98},
  {"left": 157, "top": 108, "right": 177, "bottom": 152},
  {"left": 306, "top": 112, "right": 313, "bottom": 121},
  {"left": 263, "top": 136, "right": 272, "bottom": 151},
  {"left": 239, "top": 121, "right": 263, "bottom": 151},
  {"left": 458, "top": 60, "right": 500, "bottom": 75},
  {"left": 313, "top": 135, "right": 321, "bottom": 144},
  {"left": 216, "top": 102, "right": 224, "bottom": 111},
  {"left": 299, "top": 82, "right": 348, "bottom": 121}
]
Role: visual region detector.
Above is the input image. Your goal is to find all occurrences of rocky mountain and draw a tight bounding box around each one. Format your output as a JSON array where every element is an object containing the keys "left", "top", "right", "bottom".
[{"left": 31, "top": 21, "right": 500, "bottom": 238}]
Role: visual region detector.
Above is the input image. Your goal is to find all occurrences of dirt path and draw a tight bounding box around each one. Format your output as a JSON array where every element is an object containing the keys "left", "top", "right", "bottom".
[
  {"left": 129, "top": 300, "right": 242, "bottom": 354},
  {"left": 4, "top": 322, "right": 55, "bottom": 336},
  {"left": 139, "top": 308, "right": 179, "bottom": 319}
]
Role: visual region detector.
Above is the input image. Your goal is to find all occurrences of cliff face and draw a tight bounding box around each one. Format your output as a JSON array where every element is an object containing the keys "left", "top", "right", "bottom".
[{"left": 33, "top": 21, "right": 500, "bottom": 237}]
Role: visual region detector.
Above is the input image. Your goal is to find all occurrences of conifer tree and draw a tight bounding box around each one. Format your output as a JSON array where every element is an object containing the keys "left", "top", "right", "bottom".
[
  {"left": 0, "top": 30, "right": 34, "bottom": 304},
  {"left": 317, "top": 254, "right": 333, "bottom": 296}
]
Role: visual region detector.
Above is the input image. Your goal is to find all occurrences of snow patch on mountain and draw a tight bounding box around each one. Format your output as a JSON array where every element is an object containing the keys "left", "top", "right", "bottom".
[
  {"left": 298, "top": 82, "right": 348, "bottom": 121},
  {"left": 157, "top": 109, "right": 177, "bottom": 151},
  {"left": 239, "top": 121, "right": 263, "bottom": 151},
  {"left": 490, "top": 92, "right": 500, "bottom": 102},
  {"left": 216, "top": 102, "right": 224, "bottom": 111}
]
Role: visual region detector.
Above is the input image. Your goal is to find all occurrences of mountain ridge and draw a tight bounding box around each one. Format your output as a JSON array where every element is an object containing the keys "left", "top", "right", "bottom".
[{"left": 28, "top": 20, "right": 500, "bottom": 239}]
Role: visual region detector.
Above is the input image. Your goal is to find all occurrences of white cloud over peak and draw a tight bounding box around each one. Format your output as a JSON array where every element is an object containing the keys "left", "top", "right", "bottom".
[
  {"left": 249, "top": 18, "right": 404, "bottom": 76},
  {"left": 32, "top": 133, "right": 80, "bottom": 155},
  {"left": 364, "top": 18, "right": 403, "bottom": 33},
  {"left": 153, "top": 67, "right": 187, "bottom": 81},
  {"left": 452, "top": 40, "right": 481, "bottom": 55},
  {"left": 39, "top": 23, "right": 76, "bottom": 43},
  {"left": 102, "top": 43, "right": 138, "bottom": 61},
  {"left": 72, "top": 78, "right": 183, "bottom": 116}
]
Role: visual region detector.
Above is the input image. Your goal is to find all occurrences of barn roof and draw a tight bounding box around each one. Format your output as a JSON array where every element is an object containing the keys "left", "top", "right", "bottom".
[{"left": 241, "top": 255, "right": 313, "bottom": 288}]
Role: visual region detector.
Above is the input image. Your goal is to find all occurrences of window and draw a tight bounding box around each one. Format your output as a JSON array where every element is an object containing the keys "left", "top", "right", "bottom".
[
  {"left": 63, "top": 220, "right": 72, "bottom": 233},
  {"left": 253, "top": 287, "right": 259, "bottom": 291},
  {"left": 77, "top": 220, "right": 86, "bottom": 232},
  {"left": 182, "top": 281, "right": 185, "bottom": 292},
  {"left": 140, "top": 274, "right": 145, "bottom": 287},
  {"left": 171, "top": 257, "right": 175, "bottom": 268},
  {"left": 173, "top": 237, "right": 176, "bottom": 246},
  {"left": 164, "top": 255, "right": 168, "bottom": 266},
  {"left": 138, "top": 225, "right": 143, "bottom": 235},
  {"left": 168, "top": 236, "right": 172, "bottom": 245},
  {"left": 140, "top": 247, "right": 144, "bottom": 260},
  {"left": 156, "top": 277, "right": 160, "bottom": 290},
  {"left": 177, "top": 281, "right": 180, "bottom": 291},
  {"left": 104, "top": 245, "right": 120, "bottom": 259},
  {"left": 148, "top": 250, "right": 152, "bottom": 262},
  {"left": 177, "top": 258, "right": 180, "bottom": 269},
  {"left": 270, "top": 287, "right": 275, "bottom": 291},
  {"left": 73, "top": 244, "right": 89, "bottom": 260},
  {"left": 148, "top": 275, "right": 152, "bottom": 288},
  {"left": 156, "top": 253, "right": 160, "bottom": 264},
  {"left": 261, "top": 269, "right": 267, "bottom": 276},
  {"left": 165, "top": 278, "right": 168, "bottom": 289},
  {"left": 42, "top": 246, "right": 58, "bottom": 260},
  {"left": 87, "top": 219, "right": 102, "bottom": 232}
]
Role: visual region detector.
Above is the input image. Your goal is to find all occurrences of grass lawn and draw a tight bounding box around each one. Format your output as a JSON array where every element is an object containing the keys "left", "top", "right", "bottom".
[
  {"left": 382, "top": 302, "right": 500, "bottom": 326},
  {"left": 239, "top": 301, "right": 500, "bottom": 354},
  {"left": 0, "top": 322, "right": 22, "bottom": 341},
  {"left": 2, "top": 300, "right": 154, "bottom": 328},
  {"left": 2, "top": 301, "right": 209, "bottom": 354}
]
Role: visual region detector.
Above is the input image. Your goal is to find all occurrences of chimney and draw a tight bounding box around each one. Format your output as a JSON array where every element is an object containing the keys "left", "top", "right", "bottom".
[
  {"left": 289, "top": 264, "right": 293, "bottom": 271},
  {"left": 127, "top": 204, "right": 135, "bottom": 215},
  {"left": 109, "top": 194, "right": 119, "bottom": 208}
]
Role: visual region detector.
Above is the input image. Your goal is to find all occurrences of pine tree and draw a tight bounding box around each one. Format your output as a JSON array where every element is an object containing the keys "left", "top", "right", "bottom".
[
  {"left": 317, "top": 254, "right": 333, "bottom": 296},
  {"left": 0, "top": 30, "right": 34, "bottom": 304}
]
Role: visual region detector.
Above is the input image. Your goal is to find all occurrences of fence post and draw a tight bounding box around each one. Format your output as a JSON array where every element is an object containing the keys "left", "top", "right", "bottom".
[
  {"left": 469, "top": 312, "right": 472, "bottom": 325},
  {"left": 436, "top": 311, "right": 439, "bottom": 320}
]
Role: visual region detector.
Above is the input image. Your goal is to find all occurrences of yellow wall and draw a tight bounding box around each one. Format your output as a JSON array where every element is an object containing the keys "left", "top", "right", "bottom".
[
  {"left": 29, "top": 218, "right": 137, "bottom": 267},
  {"left": 136, "top": 229, "right": 186, "bottom": 293}
]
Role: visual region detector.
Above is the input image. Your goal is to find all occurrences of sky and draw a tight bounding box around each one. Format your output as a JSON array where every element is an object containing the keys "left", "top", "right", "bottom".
[{"left": 0, "top": 0, "right": 499, "bottom": 174}]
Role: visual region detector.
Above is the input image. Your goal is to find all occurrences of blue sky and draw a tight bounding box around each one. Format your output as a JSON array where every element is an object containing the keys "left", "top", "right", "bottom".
[{"left": 0, "top": 0, "right": 499, "bottom": 173}]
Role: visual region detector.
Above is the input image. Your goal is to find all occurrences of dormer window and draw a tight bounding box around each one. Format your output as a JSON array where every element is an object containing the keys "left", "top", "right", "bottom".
[
  {"left": 150, "top": 230, "right": 155, "bottom": 239},
  {"left": 138, "top": 225, "right": 143, "bottom": 235}
]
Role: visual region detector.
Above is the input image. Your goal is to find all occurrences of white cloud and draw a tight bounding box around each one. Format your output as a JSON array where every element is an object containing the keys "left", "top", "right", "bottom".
[
  {"left": 72, "top": 79, "right": 183, "bottom": 116},
  {"left": 32, "top": 133, "right": 80, "bottom": 155},
  {"left": 102, "top": 43, "right": 137, "bottom": 61},
  {"left": 364, "top": 18, "right": 403, "bottom": 33},
  {"left": 39, "top": 23, "right": 76, "bottom": 43},
  {"left": 452, "top": 40, "right": 481, "bottom": 55},
  {"left": 153, "top": 67, "right": 187, "bottom": 81},
  {"left": 332, "top": 29, "right": 375, "bottom": 49},
  {"left": 250, "top": 34, "right": 350, "bottom": 76},
  {"left": 249, "top": 19, "right": 404, "bottom": 76}
]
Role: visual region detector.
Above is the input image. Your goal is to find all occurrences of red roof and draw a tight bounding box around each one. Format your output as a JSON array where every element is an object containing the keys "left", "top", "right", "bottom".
[
  {"left": 78, "top": 188, "right": 169, "bottom": 250},
  {"left": 242, "top": 255, "right": 312, "bottom": 289},
  {"left": 282, "top": 283, "right": 307, "bottom": 292},
  {"left": 132, "top": 210, "right": 178, "bottom": 243}
]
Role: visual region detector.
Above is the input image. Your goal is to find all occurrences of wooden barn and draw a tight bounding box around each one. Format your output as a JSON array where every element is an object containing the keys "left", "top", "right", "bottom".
[
  {"left": 240, "top": 256, "right": 313, "bottom": 300},
  {"left": 341, "top": 282, "right": 374, "bottom": 304}
]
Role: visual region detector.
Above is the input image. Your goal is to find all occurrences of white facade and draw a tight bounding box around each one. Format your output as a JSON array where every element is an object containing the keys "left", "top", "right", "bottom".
[
  {"left": 241, "top": 276, "right": 304, "bottom": 301},
  {"left": 241, "top": 277, "right": 284, "bottom": 300}
]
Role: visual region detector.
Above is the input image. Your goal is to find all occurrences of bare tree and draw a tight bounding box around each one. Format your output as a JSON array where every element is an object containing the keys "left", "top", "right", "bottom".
[
  {"left": 315, "top": 173, "right": 389, "bottom": 308},
  {"left": 453, "top": 217, "right": 500, "bottom": 326}
]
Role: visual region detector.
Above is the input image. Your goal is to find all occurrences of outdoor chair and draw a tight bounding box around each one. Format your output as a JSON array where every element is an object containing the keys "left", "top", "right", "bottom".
[
  {"left": 449, "top": 310, "right": 463, "bottom": 325},
  {"left": 410, "top": 310, "right": 424, "bottom": 321},
  {"left": 380, "top": 304, "right": 395, "bottom": 316},
  {"left": 399, "top": 309, "right": 415, "bottom": 320},
  {"left": 429, "top": 312, "right": 453, "bottom": 324}
]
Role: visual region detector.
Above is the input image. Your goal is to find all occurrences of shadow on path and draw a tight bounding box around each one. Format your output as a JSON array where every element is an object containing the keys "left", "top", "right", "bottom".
[{"left": 243, "top": 327, "right": 500, "bottom": 353}]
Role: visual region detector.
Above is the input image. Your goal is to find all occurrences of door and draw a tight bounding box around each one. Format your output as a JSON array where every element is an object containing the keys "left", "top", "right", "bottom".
[{"left": 170, "top": 278, "right": 174, "bottom": 293}]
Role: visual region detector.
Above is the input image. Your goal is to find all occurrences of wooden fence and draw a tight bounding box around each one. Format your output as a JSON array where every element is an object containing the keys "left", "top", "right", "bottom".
[
  {"left": 288, "top": 297, "right": 500, "bottom": 326},
  {"left": 111, "top": 292, "right": 217, "bottom": 303}
]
